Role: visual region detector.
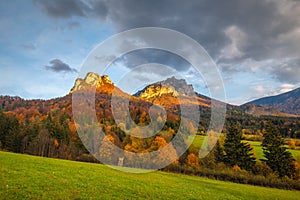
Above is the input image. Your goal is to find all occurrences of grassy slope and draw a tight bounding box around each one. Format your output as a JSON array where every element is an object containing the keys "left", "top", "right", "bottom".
[
  {"left": 193, "top": 135, "right": 300, "bottom": 162},
  {"left": 247, "top": 140, "right": 300, "bottom": 162},
  {"left": 1, "top": 151, "right": 299, "bottom": 199}
]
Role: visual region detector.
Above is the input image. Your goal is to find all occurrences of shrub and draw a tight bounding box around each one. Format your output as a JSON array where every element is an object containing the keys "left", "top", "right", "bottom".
[
  {"left": 162, "top": 164, "right": 300, "bottom": 190},
  {"left": 252, "top": 162, "right": 272, "bottom": 177}
]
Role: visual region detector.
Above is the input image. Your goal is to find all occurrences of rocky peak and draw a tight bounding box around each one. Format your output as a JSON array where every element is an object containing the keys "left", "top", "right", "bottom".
[
  {"left": 136, "top": 84, "right": 179, "bottom": 100},
  {"left": 134, "top": 76, "right": 195, "bottom": 101},
  {"left": 70, "top": 72, "right": 113, "bottom": 93},
  {"left": 163, "top": 76, "right": 195, "bottom": 96},
  {"left": 84, "top": 72, "right": 101, "bottom": 85},
  {"left": 101, "top": 75, "right": 113, "bottom": 85}
]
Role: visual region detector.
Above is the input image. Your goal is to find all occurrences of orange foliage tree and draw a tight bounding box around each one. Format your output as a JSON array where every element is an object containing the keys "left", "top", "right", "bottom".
[{"left": 186, "top": 153, "right": 200, "bottom": 168}]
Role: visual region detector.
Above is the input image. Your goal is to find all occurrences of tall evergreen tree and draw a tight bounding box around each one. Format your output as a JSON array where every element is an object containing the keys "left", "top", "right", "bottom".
[
  {"left": 223, "top": 123, "right": 256, "bottom": 171},
  {"left": 214, "top": 140, "right": 224, "bottom": 163},
  {"left": 262, "top": 122, "right": 296, "bottom": 178}
]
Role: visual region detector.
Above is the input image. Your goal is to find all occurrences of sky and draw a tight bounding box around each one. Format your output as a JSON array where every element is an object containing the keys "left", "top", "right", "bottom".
[{"left": 0, "top": 0, "right": 300, "bottom": 105}]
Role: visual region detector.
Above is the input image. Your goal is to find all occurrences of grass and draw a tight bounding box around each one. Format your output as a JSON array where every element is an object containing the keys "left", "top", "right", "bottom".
[
  {"left": 193, "top": 135, "right": 300, "bottom": 162},
  {"left": 246, "top": 140, "right": 300, "bottom": 162},
  {"left": 192, "top": 134, "right": 206, "bottom": 147},
  {"left": 1, "top": 151, "right": 300, "bottom": 199},
  {"left": 247, "top": 140, "right": 264, "bottom": 160}
]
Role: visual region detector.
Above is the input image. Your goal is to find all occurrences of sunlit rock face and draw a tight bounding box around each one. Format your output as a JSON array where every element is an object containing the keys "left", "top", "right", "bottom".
[
  {"left": 138, "top": 84, "right": 179, "bottom": 100},
  {"left": 70, "top": 72, "right": 113, "bottom": 93},
  {"left": 84, "top": 72, "right": 101, "bottom": 86},
  {"left": 101, "top": 75, "right": 113, "bottom": 85},
  {"left": 70, "top": 73, "right": 211, "bottom": 108},
  {"left": 134, "top": 76, "right": 195, "bottom": 101}
]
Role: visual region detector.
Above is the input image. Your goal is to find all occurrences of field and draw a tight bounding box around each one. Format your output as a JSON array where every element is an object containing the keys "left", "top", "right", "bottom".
[
  {"left": 193, "top": 135, "right": 300, "bottom": 162},
  {"left": 1, "top": 151, "right": 300, "bottom": 199}
]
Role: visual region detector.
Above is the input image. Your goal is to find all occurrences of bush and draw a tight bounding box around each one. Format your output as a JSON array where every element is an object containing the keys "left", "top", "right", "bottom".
[
  {"left": 252, "top": 162, "right": 272, "bottom": 177},
  {"left": 162, "top": 163, "right": 300, "bottom": 190}
]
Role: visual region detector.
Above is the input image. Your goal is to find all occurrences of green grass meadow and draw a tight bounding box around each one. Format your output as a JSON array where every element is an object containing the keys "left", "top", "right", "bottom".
[
  {"left": 193, "top": 135, "right": 300, "bottom": 162},
  {"left": 1, "top": 151, "right": 300, "bottom": 199}
]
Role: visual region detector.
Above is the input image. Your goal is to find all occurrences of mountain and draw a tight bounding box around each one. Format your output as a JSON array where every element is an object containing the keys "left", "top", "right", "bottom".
[
  {"left": 1, "top": 72, "right": 299, "bottom": 167},
  {"left": 246, "top": 87, "right": 300, "bottom": 116},
  {"left": 134, "top": 76, "right": 212, "bottom": 107},
  {"left": 70, "top": 72, "right": 114, "bottom": 93},
  {"left": 1, "top": 72, "right": 297, "bottom": 119},
  {"left": 134, "top": 76, "right": 300, "bottom": 117},
  {"left": 134, "top": 76, "right": 193, "bottom": 99}
]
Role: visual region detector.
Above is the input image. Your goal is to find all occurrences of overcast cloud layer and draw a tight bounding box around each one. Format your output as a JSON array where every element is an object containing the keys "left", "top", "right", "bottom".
[
  {"left": 34, "top": 0, "right": 300, "bottom": 85},
  {"left": 0, "top": 0, "right": 299, "bottom": 103}
]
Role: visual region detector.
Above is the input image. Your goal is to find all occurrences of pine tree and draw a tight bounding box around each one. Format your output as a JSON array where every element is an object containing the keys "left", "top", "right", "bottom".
[
  {"left": 214, "top": 140, "right": 224, "bottom": 163},
  {"left": 223, "top": 123, "right": 256, "bottom": 171},
  {"left": 261, "top": 122, "right": 296, "bottom": 178}
]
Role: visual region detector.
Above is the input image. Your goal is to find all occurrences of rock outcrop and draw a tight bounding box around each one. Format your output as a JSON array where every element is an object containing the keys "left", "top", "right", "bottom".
[{"left": 70, "top": 72, "right": 113, "bottom": 93}]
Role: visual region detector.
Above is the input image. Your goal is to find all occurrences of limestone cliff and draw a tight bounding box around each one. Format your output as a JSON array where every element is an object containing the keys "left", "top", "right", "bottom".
[{"left": 70, "top": 72, "right": 113, "bottom": 93}]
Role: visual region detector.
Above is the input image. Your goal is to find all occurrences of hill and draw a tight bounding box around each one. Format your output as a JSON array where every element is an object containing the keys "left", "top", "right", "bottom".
[
  {"left": 246, "top": 87, "right": 300, "bottom": 116},
  {"left": 1, "top": 151, "right": 299, "bottom": 199},
  {"left": 239, "top": 104, "right": 299, "bottom": 117}
]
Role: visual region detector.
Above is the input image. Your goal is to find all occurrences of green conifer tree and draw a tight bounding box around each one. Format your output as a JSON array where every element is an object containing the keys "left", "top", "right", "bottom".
[
  {"left": 224, "top": 123, "right": 256, "bottom": 171},
  {"left": 262, "top": 122, "right": 296, "bottom": 178}
]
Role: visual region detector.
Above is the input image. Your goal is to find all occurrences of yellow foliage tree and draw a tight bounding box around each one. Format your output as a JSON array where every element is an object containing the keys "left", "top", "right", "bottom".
[{"left": 150, "top": 136, "right": 168, "bottom": 151}]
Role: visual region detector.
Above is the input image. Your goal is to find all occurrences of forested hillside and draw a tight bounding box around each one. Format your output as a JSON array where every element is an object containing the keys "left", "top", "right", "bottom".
[{"left": 1, "top": 73, "right": 300, "bottom": 189}]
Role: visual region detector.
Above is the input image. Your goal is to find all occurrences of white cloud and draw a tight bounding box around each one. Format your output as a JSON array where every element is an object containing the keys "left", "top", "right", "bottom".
[
  {"left": 277, "top": 83, "right": 295, "bottom": 94},
  {"left": 219, "top": 25, "right": 247, "bottom": 59},
  {"left": 184, "top": 74, "right": 194, "bottom": 78},
  {"left": 253, "top": 85, "right": 265, "bottom": 93}
]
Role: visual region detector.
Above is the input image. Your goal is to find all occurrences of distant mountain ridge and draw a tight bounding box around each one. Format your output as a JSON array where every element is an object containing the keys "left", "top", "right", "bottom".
[
  {"left": 1, "top": 72, "right": 298, "bottom": 118},
  {"left": 245, "top": 87, "right": 300, "bottom": 116},
  {"left": 69, "top": 74, "right": 300, "bottom": 117}
]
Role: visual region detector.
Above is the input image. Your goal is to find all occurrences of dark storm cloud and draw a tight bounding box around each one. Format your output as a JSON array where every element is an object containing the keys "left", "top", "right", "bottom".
[
  {"left": 33, "top": 0, "right": 108, "bottom": 19},
  {"left": 35, "top": 0, "right": 300, "bottom": 83},
  {"left": 45, "top": 59, "right": 77, "bottom": 73},
  {"left": 116, "top": 49, "right": 191, "bottom": 73},
  {"left": 103, "top": 0, "right": 300, "bottom": 61}
]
